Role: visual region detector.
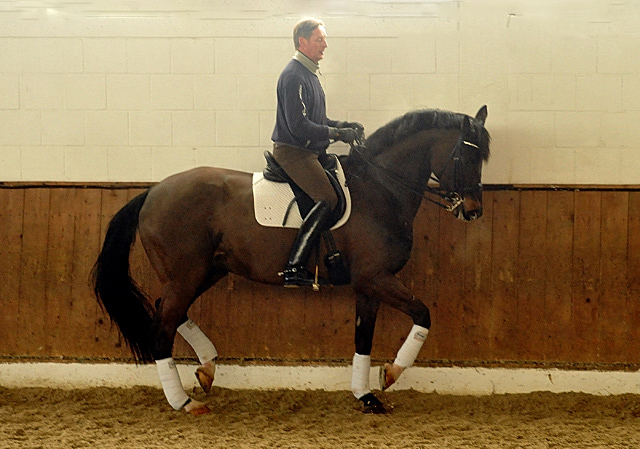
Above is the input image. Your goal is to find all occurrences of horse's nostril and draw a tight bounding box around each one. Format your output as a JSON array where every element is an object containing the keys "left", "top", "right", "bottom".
[{"left": 466, "top": 209, "right": 482, "bottom": 221}]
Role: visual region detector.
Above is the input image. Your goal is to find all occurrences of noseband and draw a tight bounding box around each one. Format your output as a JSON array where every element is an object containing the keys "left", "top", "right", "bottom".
[{"left": 426, "top": 136, "right": 483, "bottom": 212}]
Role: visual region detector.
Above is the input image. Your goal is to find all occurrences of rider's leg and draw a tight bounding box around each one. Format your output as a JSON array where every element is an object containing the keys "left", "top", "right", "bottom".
[
  {"left": 272, "top": 145, "right": 338, "bottom": 210},
  {"left": 272, "top": 145, "right": 338, "bottom": 287},
  {"left": 283, "top": 200, "right": 332, "bottom": 286}
]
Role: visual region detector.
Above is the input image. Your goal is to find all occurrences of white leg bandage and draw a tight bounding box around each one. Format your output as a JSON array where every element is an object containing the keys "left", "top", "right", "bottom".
[
  {"left": 156, "top": 357, "right": 190, "bottom": 410},
  {"left": 394, "top": 324, "right": 429, "bottom": 368},
  {"left": 177, "top": 319, "right": 218, "bottom": 365},
  {"left": 351, "top": 353, "right": 371, "bottom": 399}
]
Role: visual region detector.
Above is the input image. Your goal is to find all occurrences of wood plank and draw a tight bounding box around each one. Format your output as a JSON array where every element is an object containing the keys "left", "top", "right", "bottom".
[
  {"left": 69, "top": 188, "right": 103, "bottom": 357},
  {"left": 300, "top": 287, "right": 329, "bottom": 360},
  {"left": 7, "top": 185, "right": 640, "bottom": 367},
  {"left": 461, "top": 190, "right": 494, "bottom": 362},
  {"left": 249, "top": 283, "right": 281, "bottom": 359},
  {"left": 0, "top": 189, "right": 25, "bottom": 356},
  {"left": 317, "top": 287, "right": 356, "bottom": 361},
  {"left": 44, "top": 188, "right": 77, "bottom": 356},
  {"left": 626, "top": 192, "right": 640, "bottom": 362},
  {"left": 515, "top": 190, "right": 548, "bottom": 362},
  {"left": 17, "top": 188, "right": 51, "bottom": 356},
  {"left": 571, "top": 191, "right": 601, "bottom": 362},
  {"left": 326, "top": 286, "right": 356, "bottom": 361},
  {"left": 599, "top": 191, "right": 629, "bottom": 363},
  {"left": 223, "top": 275, "right": 257, "bottom": 359},
  {"left": 431, "top": 206, "right": 467, "bottom": 360},
  {"left": 543, "top": 191, "right": 574, "bottom": 362},
  {"left": 289, "top": 288, "right": 314, "bottom": 360},
  {"left": 487, "top": 190, "right": 520, "bottom": 360}
]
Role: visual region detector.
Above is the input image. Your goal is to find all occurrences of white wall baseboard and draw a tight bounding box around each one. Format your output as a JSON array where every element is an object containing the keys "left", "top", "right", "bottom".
[{"left": 1, "top": 362, "right": 639, "bottom": 396}]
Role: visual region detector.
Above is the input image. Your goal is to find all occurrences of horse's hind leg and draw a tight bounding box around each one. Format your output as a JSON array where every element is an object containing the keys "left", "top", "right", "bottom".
[
  {"left": 153, "top": 268, "right": 231, "bottom": 414},
  {"left": 153, "top": 268, "right": 230, "bottom": 414},
  {"left": 155, "top": 296, "right": 218, "bottom": 394},
  {"left": 152, "top": 284, "right": 211, "bottom": 415},
  {"left": 177, "top": 318, "right": 218, "bottom": 393}
]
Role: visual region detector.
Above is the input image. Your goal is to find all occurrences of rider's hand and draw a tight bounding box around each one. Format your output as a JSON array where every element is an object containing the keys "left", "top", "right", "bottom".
[
  {"left": 342, "top": 121, "right": 364, "bottom": 132},
  {"left": 333, "top": 127, "right": 360, "bottom": 144}
]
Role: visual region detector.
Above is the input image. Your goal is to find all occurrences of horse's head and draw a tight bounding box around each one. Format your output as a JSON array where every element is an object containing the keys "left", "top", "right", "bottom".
[{"left": 430, "top": 106, "right": 490, "bottom": 221}]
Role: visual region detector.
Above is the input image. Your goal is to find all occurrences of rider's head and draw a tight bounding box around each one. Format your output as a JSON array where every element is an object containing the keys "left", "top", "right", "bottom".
[{"left": 293, "top": 18, "right": 327, "bottom": 64}]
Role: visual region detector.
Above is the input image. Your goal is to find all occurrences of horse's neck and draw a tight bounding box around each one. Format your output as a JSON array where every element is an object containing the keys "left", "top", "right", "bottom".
[
  {"left": 373, "top": 132, "right": 434, "bottom": 191},
  {"left": 349, "top": 129, "right": 446, "bottom": 224}
]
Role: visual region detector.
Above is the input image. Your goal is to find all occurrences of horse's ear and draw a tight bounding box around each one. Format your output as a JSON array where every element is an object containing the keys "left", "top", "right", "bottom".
[
  {"left": 461, "top": 115, "right": 474, "bottom": 134},
  {"left": 475, "top": 105, "right": 488, "bottom": 125}
]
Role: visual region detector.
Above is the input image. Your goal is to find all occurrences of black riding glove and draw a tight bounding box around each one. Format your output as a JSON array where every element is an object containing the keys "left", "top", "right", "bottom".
[
  {"left": 337, "top": 121, "right": 364, "bottom": 132},
  {"left": 329, "top": 127, "right": 360, "bottom": 144}
]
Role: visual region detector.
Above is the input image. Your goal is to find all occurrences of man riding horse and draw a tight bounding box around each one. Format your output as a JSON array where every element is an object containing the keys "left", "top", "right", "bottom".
[
  {"left": 271, "top": 18, "right": 363, "bottom": 287},
  {"left": 93, "top": 17, "right": 490, "bottom": 416}
]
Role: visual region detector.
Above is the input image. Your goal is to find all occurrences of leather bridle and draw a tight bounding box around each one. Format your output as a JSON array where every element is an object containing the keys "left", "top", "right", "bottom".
[
  {"left": 346, "top": 134, "right": 483, "bottom": 212},
  {"left": 426, "top": 136, "right": 483, "bottom": 212}
]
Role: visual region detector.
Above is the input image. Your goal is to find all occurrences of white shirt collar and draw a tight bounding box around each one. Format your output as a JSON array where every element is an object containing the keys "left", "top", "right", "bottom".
[{"left": 293, "top": 50, "right": 319, "bottom": 74}]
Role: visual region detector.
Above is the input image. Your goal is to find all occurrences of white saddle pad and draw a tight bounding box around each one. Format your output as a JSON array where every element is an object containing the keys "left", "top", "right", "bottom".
[{"left": 252, "top": 161, "right": 351, "bottom": 229}]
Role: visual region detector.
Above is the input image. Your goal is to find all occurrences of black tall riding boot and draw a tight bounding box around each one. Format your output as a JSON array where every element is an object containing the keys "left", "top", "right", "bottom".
[{"left": 282, "top": 201, "right": 332, "bottom": 287}]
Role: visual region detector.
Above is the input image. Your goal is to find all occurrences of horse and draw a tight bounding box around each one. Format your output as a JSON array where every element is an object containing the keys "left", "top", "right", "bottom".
[{"left": 92, "top": 106, "right": 490, "bottom": 415}]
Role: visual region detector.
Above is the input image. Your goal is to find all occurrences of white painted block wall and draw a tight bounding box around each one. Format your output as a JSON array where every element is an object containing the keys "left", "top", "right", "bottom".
[{"left": 0, "top": 0, "right": 639, "bottom": 185}]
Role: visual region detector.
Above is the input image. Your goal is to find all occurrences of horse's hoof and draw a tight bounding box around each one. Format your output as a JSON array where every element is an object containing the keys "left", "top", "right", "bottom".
[
  {"left": 359, "top": 393, "right": 389, "bottom": 414},
  {"left": 380, "top": 363, "right": 394, "bottom": 391},
  {"left": 184, "top": 400, "right": 211, "bottom": 416},
  {"left": 195, "top": 362, "right": 216, "bottom": 394}
]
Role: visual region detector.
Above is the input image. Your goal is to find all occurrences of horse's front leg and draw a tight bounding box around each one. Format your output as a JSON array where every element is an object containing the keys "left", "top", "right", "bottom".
[
  {"left": 355, "top": 273, "right": 431, "bottom": 393},
  {"left": 351, "top": 293, "right": 388, "bottom": 413}
]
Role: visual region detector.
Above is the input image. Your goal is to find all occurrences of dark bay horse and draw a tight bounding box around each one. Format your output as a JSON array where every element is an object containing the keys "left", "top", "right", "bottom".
[{"left": 92, "top": 106, "right": 490, "bottom": 415}]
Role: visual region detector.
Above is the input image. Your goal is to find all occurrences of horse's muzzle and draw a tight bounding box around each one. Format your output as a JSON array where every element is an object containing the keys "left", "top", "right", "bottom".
[
  {"left": 462, "top": 207, "right": 483, "bottom": 221},
  {"left": 453, "top": 196, "right": 483, "bottom": 221}
]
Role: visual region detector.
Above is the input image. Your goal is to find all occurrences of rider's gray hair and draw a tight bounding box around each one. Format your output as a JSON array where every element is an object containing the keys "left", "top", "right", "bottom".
[{"left": 293, "top": 18, "right": 324, "bottom": 49}]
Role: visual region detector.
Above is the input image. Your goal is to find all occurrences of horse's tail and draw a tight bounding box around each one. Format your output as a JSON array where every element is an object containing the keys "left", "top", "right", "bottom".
[{"left": 91, "top": 191, "right": 155, "bottom": 364}]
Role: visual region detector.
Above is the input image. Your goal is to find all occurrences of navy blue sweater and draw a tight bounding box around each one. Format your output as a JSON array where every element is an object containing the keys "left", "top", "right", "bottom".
[{"left": 271, "top": 57, "right": 338, "bottom": 154}]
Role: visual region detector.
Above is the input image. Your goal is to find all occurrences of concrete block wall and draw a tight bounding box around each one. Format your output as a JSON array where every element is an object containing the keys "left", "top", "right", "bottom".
[{"left": 0, "top": 0, "right": 638, "bottom": 185}]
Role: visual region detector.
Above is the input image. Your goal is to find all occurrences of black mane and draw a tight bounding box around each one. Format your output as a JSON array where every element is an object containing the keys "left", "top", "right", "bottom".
[{"left": 363, "top": 109, "right": 490, "bottom": 160}]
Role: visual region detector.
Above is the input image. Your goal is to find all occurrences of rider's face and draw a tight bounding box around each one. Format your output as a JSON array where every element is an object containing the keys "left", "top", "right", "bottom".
[{"left": 298, "top": 26, "right": 328, "bottom": 64}]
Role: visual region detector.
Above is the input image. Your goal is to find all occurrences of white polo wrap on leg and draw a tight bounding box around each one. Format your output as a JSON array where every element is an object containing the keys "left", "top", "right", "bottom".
[
  {"left": 394, "top": 324, "right": 429, "bottom": 368},
  {"left": 177, "top": 319, "right": 218, "bottom": 364},
  {"left": 156, "top": 357, "right": 190, "bottom": 410},
  {"left": 351, "top": 353, "right": 371, "bottom": 399}
]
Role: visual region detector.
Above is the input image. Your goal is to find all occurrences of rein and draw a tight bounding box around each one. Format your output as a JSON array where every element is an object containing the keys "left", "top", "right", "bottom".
[{"left": 345, "top": 136, "right": 481, "bottom": 212}]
